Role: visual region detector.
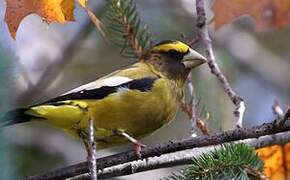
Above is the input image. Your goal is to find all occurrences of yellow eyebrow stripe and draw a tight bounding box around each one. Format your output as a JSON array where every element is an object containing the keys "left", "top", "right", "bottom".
[{"left": 152, "top": 41, "right": 189, "bottom": 53}]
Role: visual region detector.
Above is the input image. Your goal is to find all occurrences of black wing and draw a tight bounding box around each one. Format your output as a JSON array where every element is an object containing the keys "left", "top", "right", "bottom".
[{"left": 44, "top": 77, "right": 157, "bottom": 104}]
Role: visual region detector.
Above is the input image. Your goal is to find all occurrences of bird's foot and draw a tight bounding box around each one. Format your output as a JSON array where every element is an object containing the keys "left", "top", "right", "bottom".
[
  {"left": 115, "top": 130, "right": 147, "bottom": 158},
  {"left": 132, "top": 140, "right": 146, "bottom": 158}
]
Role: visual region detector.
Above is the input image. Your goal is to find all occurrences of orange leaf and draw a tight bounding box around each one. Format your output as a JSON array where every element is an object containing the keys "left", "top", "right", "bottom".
[
  {"left": 211, "top": 0, "right": 290, "bottom": 31},
  {"left": 4, "top": 0, "right": 76, "bottom": 39},
  {"left": 257, "top": 143, "right": 290, "bottom": 179}
]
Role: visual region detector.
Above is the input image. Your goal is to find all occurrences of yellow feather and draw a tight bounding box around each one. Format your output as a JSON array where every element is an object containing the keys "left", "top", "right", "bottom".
[{"left": 152, "top": 41, "right": 189, "bottom": 53}]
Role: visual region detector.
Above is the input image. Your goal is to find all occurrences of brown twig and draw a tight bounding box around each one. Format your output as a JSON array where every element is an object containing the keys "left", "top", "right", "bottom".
[
  {"left": 188, "top": 36, "right": 200, "bottom": 47},
  {"left": 187, "top": 72, "right": 198, "bottom": 136},
  {"left": 124, "top": 25, "right": 143, "bottom": 57},
  {"left": 79, "top": 2, "right": 106, "bottom": 39},
  {"left": 181, "top": 73, "right": 210, "bottom": 136},
  {"left": 195, "top": 0, "right": 245, "bottom": 128},
  {"left": 25, "top": 109, "right": 290, "bottom": 179}
]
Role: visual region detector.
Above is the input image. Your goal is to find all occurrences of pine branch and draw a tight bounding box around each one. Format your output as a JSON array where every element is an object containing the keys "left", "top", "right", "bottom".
[
  {"left": 25, "top": 108, "right": 290, "bottom": 179},
  {"left": 103, "top": 0, "right": 152, "bottom": 58},
  {"left": 185, "top": 143, "right": 264, "bottom": 180},
  {"left": 164, "top": 144, "right": 267, "bottom": 180}
]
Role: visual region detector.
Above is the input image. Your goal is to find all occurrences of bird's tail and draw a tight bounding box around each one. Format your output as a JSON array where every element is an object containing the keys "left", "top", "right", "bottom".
[{"left": 1, "top": 108, "right": 33, "bottom": 127}]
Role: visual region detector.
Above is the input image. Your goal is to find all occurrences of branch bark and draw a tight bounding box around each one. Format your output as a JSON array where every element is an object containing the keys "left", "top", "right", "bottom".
[
  {"left": 195, "top": 0, "right": 245, "bottom": 127},
  {"left": 88, "top": 118, "right": 97, "bottom": 180},
  {"left": 25, "top": 108, "right": 290, "bottom": 180}
]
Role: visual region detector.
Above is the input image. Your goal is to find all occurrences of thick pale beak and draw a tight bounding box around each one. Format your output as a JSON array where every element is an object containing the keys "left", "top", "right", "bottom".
[{"left": 182, "top": 49, "right": 207, "bottom": 69}]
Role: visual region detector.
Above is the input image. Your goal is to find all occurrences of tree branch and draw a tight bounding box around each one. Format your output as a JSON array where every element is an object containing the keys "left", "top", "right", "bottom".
[
  {"left": 195, "top": 0, "right": 245, "bottom": 127},
  {"left": 25, "top": 108, "right": 290, "bottom": 179},
  {"left": 88, "top": 118, "right": 97, "bottom": 180},
  {"left": 69, "top": 131, "right": 290, "bottom": 179}
]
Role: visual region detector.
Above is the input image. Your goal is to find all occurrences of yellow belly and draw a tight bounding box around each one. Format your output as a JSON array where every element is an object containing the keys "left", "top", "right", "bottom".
[{"left": 87, "top": 80, "right": 177, "bottom": 147}]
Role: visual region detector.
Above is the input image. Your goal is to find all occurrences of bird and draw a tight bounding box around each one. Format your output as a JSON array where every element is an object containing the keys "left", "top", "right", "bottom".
[{"left": 1, "top": 40, "right": 206, "bottom": 157}]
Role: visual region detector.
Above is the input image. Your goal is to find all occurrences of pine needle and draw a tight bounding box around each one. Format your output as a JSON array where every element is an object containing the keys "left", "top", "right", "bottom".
[{"left": 103, "top": 0, "right": 152, "bottom": 59}]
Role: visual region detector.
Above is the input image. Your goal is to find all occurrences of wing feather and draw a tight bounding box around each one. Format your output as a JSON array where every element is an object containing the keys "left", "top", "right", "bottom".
[{"left": 44, "top": 77, "right": 157, "bottom": 104}]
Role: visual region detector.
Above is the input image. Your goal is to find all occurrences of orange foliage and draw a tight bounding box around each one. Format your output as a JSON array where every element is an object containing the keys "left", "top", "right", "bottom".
[
  {"left": 211, "top": 0, "right": 290, "bottom": 31},
  {"left": 4, "top": 0, "right": 87, "bottom": 39},
  {"left": 257, "top": 143, "right": 290, "bottom": 180}
]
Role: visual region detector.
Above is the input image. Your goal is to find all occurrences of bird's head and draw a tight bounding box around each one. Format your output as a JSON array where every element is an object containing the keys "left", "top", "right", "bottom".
[{"left": 142, "top": 40, "right": 207, "bottom": 82}]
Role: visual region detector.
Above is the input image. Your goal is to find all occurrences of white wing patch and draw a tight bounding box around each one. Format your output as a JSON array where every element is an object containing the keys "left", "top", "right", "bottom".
[
  {"left": 64, "top": 76, "right": 133, "bottom": 94},
  {"left": 98, "top": 76, "right": 133, "bottom": 88}
]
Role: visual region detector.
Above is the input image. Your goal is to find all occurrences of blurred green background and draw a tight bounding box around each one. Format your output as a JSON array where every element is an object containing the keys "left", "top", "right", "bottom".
[{"left": 0, "top": 0, "right": 289, "bottom": 179}]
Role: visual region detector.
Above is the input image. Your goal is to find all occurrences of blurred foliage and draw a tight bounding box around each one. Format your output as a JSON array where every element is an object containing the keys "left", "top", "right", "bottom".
[
  {"left": 0, "top": 45, "right": 13, "bottom": 179},
  {"left": 9, "top": 144, "right": 65, "bottom": 176}
]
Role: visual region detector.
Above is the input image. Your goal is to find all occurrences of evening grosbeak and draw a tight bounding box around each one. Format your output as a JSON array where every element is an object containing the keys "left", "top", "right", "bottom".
[{"left": 2, "top": 40, "right": 206, "bottom": 156}]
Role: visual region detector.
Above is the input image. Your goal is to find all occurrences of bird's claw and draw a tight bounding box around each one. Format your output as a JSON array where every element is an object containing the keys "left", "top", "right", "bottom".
[{"left": 133, "top": 141, "right": 146, "bottom": 158}]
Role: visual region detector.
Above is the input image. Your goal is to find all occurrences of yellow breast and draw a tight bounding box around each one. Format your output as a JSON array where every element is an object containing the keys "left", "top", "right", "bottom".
[{"left": 84, "top": 78, "right": 178, "bottom": 147}]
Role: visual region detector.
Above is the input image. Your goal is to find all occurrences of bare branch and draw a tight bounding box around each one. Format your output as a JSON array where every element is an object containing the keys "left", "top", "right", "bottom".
[
  {"left": 79, "top": 1, "right": 106, "bottom": 39},
  {"left": 88, "top": 118, "right": 97, "bottom": 180},
  {"left": 182, "top": 73, "right": 210, "bottom": 136},
  {"left": 187, "top": 72, "right": 198, "bottom": 136},
  {"left": 195, "top": 0, "right": 245, "bottom": 127},
  {"left": 25, "top": 109, "right": 290, "bottom": 179}
]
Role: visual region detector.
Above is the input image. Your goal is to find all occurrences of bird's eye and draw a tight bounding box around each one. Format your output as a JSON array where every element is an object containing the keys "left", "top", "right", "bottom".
[{"left": 166, "top": 49, "right": 184, "bottom": 60}]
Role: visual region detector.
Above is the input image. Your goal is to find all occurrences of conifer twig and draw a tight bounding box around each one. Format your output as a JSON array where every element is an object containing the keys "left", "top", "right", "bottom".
[
  {"left": 124, "top": 25, "right": 143, "bottom": 57},
  {"left": 103, "top": 0, "right": 152, "bottom": 58},
  {"left": 195, "top": 0, "right": 246, "bottom": 128}
]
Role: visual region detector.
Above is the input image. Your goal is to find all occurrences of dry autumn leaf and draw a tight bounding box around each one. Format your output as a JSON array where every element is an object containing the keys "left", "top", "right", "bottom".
[
  {"left": 256, "top": 143, "right": 290, "bottom": 179},
  {"left": 4, "top": 0, "right": 87, "bottom": 39},
  {"left": 211, "top": 0, "right": 290, "bottom": 31}
]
